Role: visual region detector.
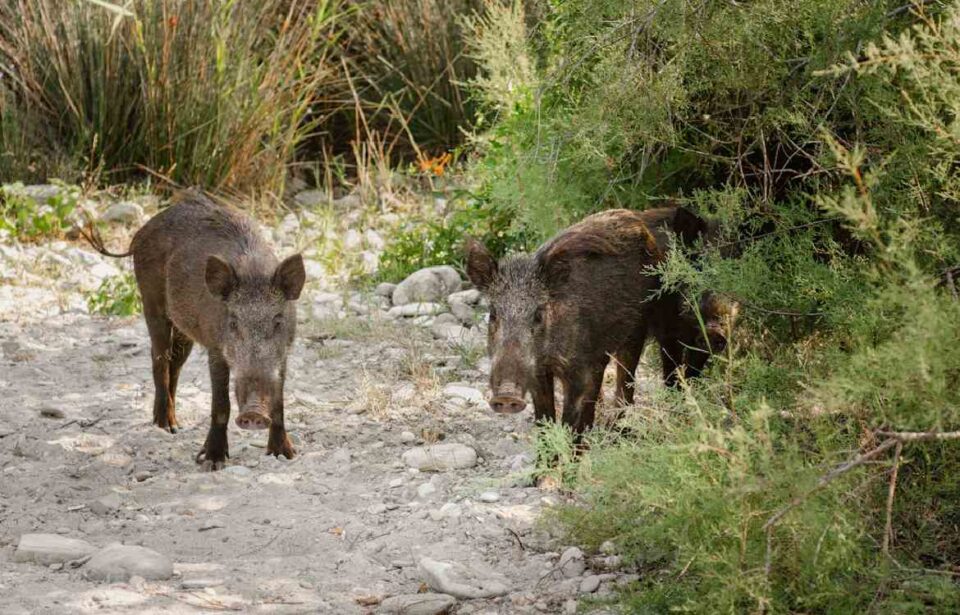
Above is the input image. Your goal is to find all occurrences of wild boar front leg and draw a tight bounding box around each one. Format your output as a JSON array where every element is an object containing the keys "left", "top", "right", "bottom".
[
  {"left": 267, "top": 363, "right": 296, "bottom": 459},
  {"left": 531, "top": 368, "right": 556, "bottom": 424},
  {"left": 561, "top": 365, "right": 606, "bottom": 434},
  {"left": 197, "top": 350, "right": 230, "bottom": 471}
]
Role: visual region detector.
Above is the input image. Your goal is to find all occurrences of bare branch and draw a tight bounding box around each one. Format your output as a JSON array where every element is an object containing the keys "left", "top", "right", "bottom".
[{"left": 883, "top": 441, "right": 903, "bottom": 556}]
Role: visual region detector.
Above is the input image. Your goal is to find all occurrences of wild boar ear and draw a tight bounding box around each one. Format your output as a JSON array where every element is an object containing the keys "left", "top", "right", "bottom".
[
  {"left": 205, "top": 256, "right": 237, "bottom": 300},
  {"left": 464, "top": 236, "right": 497, "bottom": 290},
  {"left": 672, "top": 206, "right": 708, "bottom": 247},
  {"left": 273, "top": 253, "right": 306, "bottom": 301}
]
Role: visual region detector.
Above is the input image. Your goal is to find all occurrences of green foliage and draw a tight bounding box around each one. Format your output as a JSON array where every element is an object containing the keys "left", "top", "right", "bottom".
[
  {"left": 86, "top": 272, "right": 142, "bottom": 317},
  {"left": 469, "top": 0, "right": 960, "bottom": 610},
  {"left": 0, "top": 182, "right": 79, "bottom": 240},
  {"left": 377, "top": 193, "right": 522, "bottom": 281}
]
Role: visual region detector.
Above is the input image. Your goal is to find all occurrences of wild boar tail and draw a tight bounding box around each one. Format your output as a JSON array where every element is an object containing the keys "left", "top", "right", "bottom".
[{"left": 79, "top": 220, "right": 133, "bottom": 258}]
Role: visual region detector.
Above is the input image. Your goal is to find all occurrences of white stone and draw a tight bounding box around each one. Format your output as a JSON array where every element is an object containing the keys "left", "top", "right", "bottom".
[
  {"left": 83, "top": 543, "right": 173, "bottom": 582},
  {"left": 375, "top": 283, "right": 396, "bottom": 299},
  {"left": 442, "top": 384, "right": 486, "bottom": 406},
  {"left": 344, "top": 229, "right": 363, "bottom": 251},
  {"left": 418, "top": 557, "right": 509, "bottom": 599},
  {"left": 449, "top": 301, "right": 476, "bottom": 325},
  {"left": 558, "top": 547, "right": 586, "bottom": 578},
  {"left": 100, "top": 201, "right": 143, "bottom": 224},
  {"left": 447, "top": 289, "right": 481, "bottom": 305},
  {"left": 392, "top": 266, "right": 461, "bottom": 306},
  {"left": 14, "top": 534, "right": 97, "bottom": 565},
  {"left": 364, "top": 229, "right": 385, "bottom": 251},
  {"left": 579, "top": 575, "right": 601, "bottom": 593},
  {"left": 378, "top": 593, "right": 456, "bottom": 615},
  {"left": 417, "top": 483, "right": 438, "bottom": 499},
  {"left": 387, "top": 302, "right": 446, "bottom": 318},
  {"left": 479, "top": 491, "right": 500, "bottom": 503},
  {"left": 402, "top": 444, "right": 477, "bottom": 471}
]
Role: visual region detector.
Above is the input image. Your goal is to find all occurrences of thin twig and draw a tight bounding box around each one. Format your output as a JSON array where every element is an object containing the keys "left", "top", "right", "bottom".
[
  {"left": 883, "top": 441, "right": 903, "bottom": 556},
  {"left": 876, "top": 430, "right": 960, "bottom": 442}
]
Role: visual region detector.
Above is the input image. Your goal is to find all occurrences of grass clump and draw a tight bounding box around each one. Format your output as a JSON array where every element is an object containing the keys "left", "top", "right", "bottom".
[{"left": 0, "top": 182, "right": 79, "bottom": 240}]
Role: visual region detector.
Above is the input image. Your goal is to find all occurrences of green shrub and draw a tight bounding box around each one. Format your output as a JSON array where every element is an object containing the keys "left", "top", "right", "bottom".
[
  {"left": 0, "top": 0, "right": 339, "bottom": 193},
  {"left": 86, "top": 271, "right": 142, "bottom": 317},
  {"left": 467, "top": 0, "right": 960, "bottom": 610},
  {"left": 0, "top": 181, "right": 79, "bottom": 240}
]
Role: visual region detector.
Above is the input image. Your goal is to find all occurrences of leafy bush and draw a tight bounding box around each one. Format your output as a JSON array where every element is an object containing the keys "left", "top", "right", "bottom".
[
  {"left": 86, "top": 272, "right": 142, "bottom": 317},
  {"left": 0, "top": 182, "right": 79, "bottom": 240},
  {"left": 466, "top": 0, "right": 960, "bottom": 610}
]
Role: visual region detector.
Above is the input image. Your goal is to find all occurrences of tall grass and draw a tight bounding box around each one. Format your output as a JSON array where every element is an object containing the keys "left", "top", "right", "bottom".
[{"left": 0, "top": 0, "right": 340, "bottom": 193}]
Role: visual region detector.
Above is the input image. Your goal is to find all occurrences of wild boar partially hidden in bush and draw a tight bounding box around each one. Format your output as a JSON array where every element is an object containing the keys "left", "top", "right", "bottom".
[
  {"left": 84, "top": 193, "right": 305, "bottom": 470},
  {"left": 465, "top": 209, "right": 663, "bottom": 433},
  {"left": 613, "top": 206, "right": 739, "bottom": 404}
]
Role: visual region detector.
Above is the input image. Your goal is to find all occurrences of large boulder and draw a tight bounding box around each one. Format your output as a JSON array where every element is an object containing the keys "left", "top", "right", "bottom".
[{"left": 392, "top": 266, "right": 461, "bottom": 306}]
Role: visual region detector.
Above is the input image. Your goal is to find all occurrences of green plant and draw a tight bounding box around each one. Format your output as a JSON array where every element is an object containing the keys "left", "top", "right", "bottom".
[
  {"left": 0, "top": 0, "right": 340, "bottom": 193},
  {"left": 0, "top": 181, "right": 79, "bottom": 240},
  {"left": 86, "top": 271, "right": 142, "bottom": 317}
]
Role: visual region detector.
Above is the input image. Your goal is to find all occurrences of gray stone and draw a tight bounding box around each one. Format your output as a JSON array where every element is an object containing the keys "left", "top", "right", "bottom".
[
  {"left": 344, "top": 229, "right": 363, "bottom": 251},
  {"left": 442, "top": 384, "right": 486, "bottom": 406},
  {"left": 431, "top": 322, "right": 477, "bottom": 344},
  {"left": 579, "top": 575, "right": 601, "bottom": 593},
  {"left": 418, "top": 557, "right": 509, "bottom": 599},
  {"left": 4, "top": 184, "right": 61, "bottom": 204},
  {"left": 479, "top": 491, "right": 500, "bottom": 503},
  {"left": 332, "top": 193, "right": 362, "bottom": 210},
  {"left": 83, "top": 543, "right": 173, "bottom": 582},
  {"left": 417, "top": 483, "right": 438, "bottom": 499},
  {"left": 558, "top": 547, "right": 586, "bottom": 578},
  {"left": 379, "top": 593, "right": 456, "bottom": 615},
  {"left": 400, "top": 431, "right": 417, "bottom": 444},
  {"left": 393, "top": 266, "right": 462, "bottom": 306},
  {"left": 599, "top": 540, "right": 617, "bottom": 555},
  {"left": 100, "top": 201, "right": 143, "bottom": 224},
  {"left": 388, "top": 302, "right": 446, "bottom": 318},
  {"left": 293, "top": 189, "right": 328, "bottom": 208},
  {"left": 447, "top": 289, "right": 481, "bottom": 305},
  {"left": 563, "top": 599, "right": 578, "bottom": 615},
  {"left": 402, "top": 444, "right": 477, "bottom": 471},
  {"left": 375, "top": 283, "right": 397, "bottom": 299},
  {"left": 433, "top": 312, "right": 460, "bottom": 326},
  {"left": 181, "top": 578, "right": 225, "bottom": 590},
  {"left": 90, "top": 492, "right": 122, "bottom": 515},
  {"left": 223, "top": 465, "right": 253, "bottom": 478},
  {"left": 449, "top": 301, "right": 476, "bottom": 325},
  {"left": 438, "top": 502, "right": 462, "bottom": 518},
  {"left": 14, "top": 534, "right": 97, "bottom": 565},
  {"left": 364, "top": 229, "right": 385, "bottom": 251}
]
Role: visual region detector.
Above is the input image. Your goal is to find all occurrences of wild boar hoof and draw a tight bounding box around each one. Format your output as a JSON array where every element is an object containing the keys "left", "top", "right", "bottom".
[
  {"left": 267, "top": 434, "right": 297, "bottom": 459},
  {"left": 235, "top": 411, "right": 272, "bottom": 430},
  {"left": 201, "top": 460, "right": 226, "bottom": 472}
]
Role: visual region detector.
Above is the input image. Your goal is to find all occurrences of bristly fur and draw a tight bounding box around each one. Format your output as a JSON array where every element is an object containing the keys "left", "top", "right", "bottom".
[{"left": 537, "top": 209, "right": 661, "bottom": 266}]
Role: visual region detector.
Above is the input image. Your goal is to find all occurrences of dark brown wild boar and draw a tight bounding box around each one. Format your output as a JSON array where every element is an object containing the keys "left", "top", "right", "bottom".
[
  {"left": 84, "top": 193, "right": 305, "bottom": 470},
  {"left": 464, "top": 209, "right": 662, "bottom": 433},
  {"left": 612, "top": 206, "right": 739, "bottom": 404}
]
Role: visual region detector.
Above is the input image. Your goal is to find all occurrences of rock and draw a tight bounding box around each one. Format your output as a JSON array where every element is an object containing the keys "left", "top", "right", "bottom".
[
  {"left": 563, "top": 599, "right": 578, "bottom": 615},
  {"left": 368, "top": 503, "right": 388, "bottom": 515},
  {"left": 4, "top": 183, "right": 62, "bottom": 204},
  {"left": 417, "top": 483, "right": 438, "bottom": 500},
  {"left": 364, "top": 229, "right": 385, "bottom": 251},
  {"left": 579, "top": 575, "right": 601, "bottom": 593},
  {"left": 375, "top": 283, "right": 397, "bottom": 299},
  {"left": 90, "top": 492, "right": 122, "bottom": 515},
  {"left": 431, "top": 322, "right": 478, "bottom": 344},
  {"left": 447, "top": 289, "right": 481, "bottom": 305},
  {"left": 438, "top": 502, "right": 462, "bottom": 518},
  {"left": 387, "top": 302, "right": 446, "bottom": 318},
  {"left": 379, "top": 593, "right": 456, "bottom": 615},
  {"left": 39, "top": 406, "right": 65, "bottom": 419},
  {"left": 332, "top": 193, "right": 361, "bottom": 210},
  {"left": 181, "top": 578, "right": 225, "bottom": 590},
  {"left": 558, "top": 547, "right": 586, "bottom": 578},
  {"left": 402, "top": 444, "right": 477, "bottom": 471},
  {"left": 100, "top": 201, "right": 143, "bottom": 224},
  {"left": 418, "top": 558, "right": 509, "bottom": 600},
  {"left": 344, "top": 229, "right": 363, "bottom": 250},
  {"left": 303, "top": 259, "right": 325, "bottom": 280},
  {"left": 294, "top": 190, "right": 328, "bottom": 208},
  {"left": 449, "top": 301, "right": 476, "bottom": 325},
  {"left": 442, "top": 384, "right": 485, "bottom": 406},
  {"left": 433, "top": 312, "right": 460, "bottom": 326},
  {"left": 479, "top": 491, "right": 500, "bottom": 503},
  {"left": 400, "top": 430, "right": 417, "bottom": 444},
  {"left": 83, "top": 543, "right": 174, "bottom": 582},
  {"left": 14, "top": 534, "right": 97, "bottom": 565},
  {"left": 392, "top": 266, "right": 461, "bottom": 306}
]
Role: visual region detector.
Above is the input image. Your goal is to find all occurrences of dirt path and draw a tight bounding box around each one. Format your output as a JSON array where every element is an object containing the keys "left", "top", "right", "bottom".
[{"left": 0, "top": 235, "right": 629, "bottom": 614}]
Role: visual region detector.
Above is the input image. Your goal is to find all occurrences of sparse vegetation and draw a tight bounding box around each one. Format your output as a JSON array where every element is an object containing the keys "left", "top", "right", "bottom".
[
  {"left": 0, "top": 182, "right": 79, "bottom": 240},
  {"left": 85, "top": 271, "right": 141, "bottom": 317}
]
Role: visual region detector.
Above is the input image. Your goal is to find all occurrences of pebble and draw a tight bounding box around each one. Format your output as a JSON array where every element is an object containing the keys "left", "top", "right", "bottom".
[
  {"left": 418, "top": 557, "right": 509, "bottom": 599},
  {"left": 39, "top": 406, "right": 65, "bottom": 419},
  {"left": 417, "top": 483, "right": 438, "bottom": 499},
  {"left": 181, "top": 578, "right": 225, "bottom": 590},
  {"left": 83, "top": 543, "right": 173, "bottom": 582},
  {"left": 479, "top": 491, "right": 500, "bottom": 503},
  {"left": 558, "top": 547, "right": 586, "bottom": 578},
  {"left": 379, "top": 592, "right": 457, "bottom": 615},
  {"left": 90, "top": 492, "right": 122, "bottom": 516},
  {"left": 402, "top": 443, "right": 478, "bottom": 471},
  {"left": 400, "top": 431, "right": 417, "bottom": 444},
  {"left": 579, "top": 575, "right": 601, "bottom": 593}
]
